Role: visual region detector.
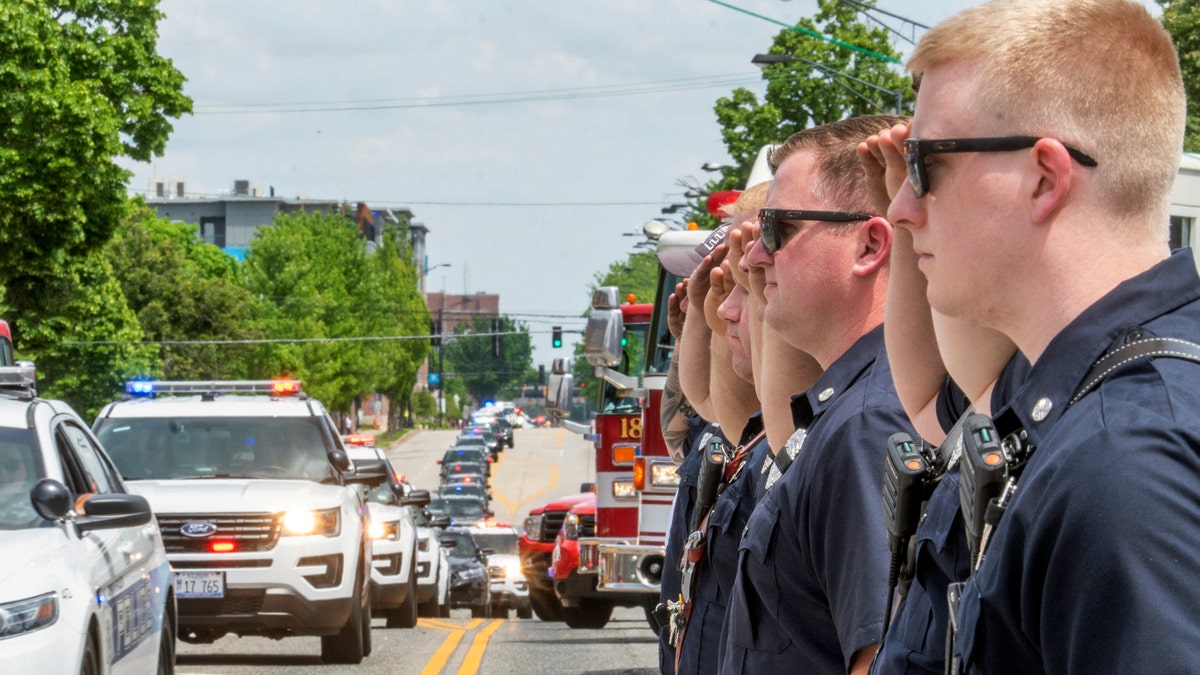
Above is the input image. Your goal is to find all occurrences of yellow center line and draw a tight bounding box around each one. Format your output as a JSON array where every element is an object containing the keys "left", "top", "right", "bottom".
[
  {"left": 490, "top": 460, "right": 561, "bottom": 515},
  {"left": 419, "top": 628, "right": 465, "bottom": 675},
  {"left": 455, "top": 619, "right": 505, "bottom": 675},
  {"left": 464, "top": 618, "right": 484, "bottom": 630},
  {"left": 555, "top": 428, "right": 565, "bottom": 445},
  {"left": 419, "top": 618, "right": 465, "bottom": 631}
]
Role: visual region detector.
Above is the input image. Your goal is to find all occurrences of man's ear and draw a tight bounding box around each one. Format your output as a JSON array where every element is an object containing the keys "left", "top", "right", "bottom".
[
  {"left": 1029, "top": 138, "right": 1076, "bottom": 224},
  {"left": 852, "top": 216, "right": 892, "bottom": 277}
]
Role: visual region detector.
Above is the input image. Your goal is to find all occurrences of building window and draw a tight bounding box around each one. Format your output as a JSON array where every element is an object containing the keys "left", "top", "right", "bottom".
[
  {"left": 1170, "top": 216, "right": 1193, "bottom": 251},
  {"left": 200, "top": 216, "right": 227, "bottom": 248}
]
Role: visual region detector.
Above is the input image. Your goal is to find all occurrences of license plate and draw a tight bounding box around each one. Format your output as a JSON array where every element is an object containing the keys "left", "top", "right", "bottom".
[{"left": 173, "top": 571, "right": 225, "bottom": 598}]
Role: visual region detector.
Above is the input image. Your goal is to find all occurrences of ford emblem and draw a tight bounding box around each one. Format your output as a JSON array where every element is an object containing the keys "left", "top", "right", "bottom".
[{"left": 180, "top": 521, "right": 218, "bottom": 538}]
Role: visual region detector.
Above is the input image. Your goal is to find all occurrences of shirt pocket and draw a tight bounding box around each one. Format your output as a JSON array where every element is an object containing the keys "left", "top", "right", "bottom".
[{"left": 729, "top": 499, "right": 791, "bottom": 654}]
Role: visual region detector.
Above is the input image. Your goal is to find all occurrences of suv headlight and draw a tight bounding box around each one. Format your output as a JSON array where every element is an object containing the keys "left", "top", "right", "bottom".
[
  {"left": 523, "top": 514, "right": 542, "bottom": 539},
  {"left": 0, "top": 592, "right": 57, "bottom": 639},
  {"left": 368, "top": 520, "right": 400, "bottom": 540},
  {"left": 282, "top": 508, "right": 340, "bottom": 537}
]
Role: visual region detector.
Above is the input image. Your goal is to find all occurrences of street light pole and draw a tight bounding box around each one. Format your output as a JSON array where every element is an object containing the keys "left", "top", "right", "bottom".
[{"left": 751, "top": 53, "right": 905, "bottom": 115}]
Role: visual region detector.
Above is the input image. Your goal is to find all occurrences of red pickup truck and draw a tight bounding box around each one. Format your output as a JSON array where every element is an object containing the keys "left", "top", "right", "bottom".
[{"left": 519, "top": 492, "right": 593, "bottom": 621}]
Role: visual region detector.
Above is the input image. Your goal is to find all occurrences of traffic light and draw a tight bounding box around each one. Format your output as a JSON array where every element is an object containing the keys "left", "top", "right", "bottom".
[
  {"left": 538, "top": 364, "right": 545, "bottom": 384},
  {"left": 430, "top": 319, "right": 441, "bottom": 346},
  {"left": 552, "top": 326, "right": 563, "bottom": 349},
  {"left": 492, "top": 319, "right": 502, "bottom": 358}
]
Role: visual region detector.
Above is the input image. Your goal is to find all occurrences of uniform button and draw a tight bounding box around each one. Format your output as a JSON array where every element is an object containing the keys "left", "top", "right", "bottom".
[
  {"left": 1124, "top": 329, "right": 1143, "bottom": 344},
  {"left": 817, "top": 387, "right": 835, "bottom": 402},
  {"left": 1031, "top": 397, "right": 1053, "bottom": 421}
]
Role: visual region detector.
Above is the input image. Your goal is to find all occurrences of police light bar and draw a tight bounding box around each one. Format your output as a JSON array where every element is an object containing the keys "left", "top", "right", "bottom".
[
  {"left": 124, "top": 379, "right": 303, "bottom": 397},
  {"left": 344, "top": 434, "right": 376, "bottom": 446},
  {"left": 0, "top": 365, "right": 38, "bottom": 400}
]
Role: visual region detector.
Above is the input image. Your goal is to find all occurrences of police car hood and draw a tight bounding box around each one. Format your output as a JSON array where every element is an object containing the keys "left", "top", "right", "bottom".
[
  {"left": 0, "top": 529, "right": 71, "bottom": 589},
  {"left": 127, "top": 479, "right": 346, "bottom": 513}
]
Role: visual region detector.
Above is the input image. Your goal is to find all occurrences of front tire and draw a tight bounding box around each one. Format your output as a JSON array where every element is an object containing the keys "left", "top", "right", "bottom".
[
  {"left": 157, "top": 593, "right": 177, "bottom": 674},
  {"left": 562, "top": 600, "right": 613, "bottom": 629},
  {"left": 321, "top": 561, "right": 367, "bottom": 664},
  {"left": 387, "top": 563, "right": 419, "bottom": 628},
  {"left": 516, "top": 605, "right": 533, "bottom": 620},
  {"left": 529, "top": 585, "right": 562, "bottom": 622},
  {"left": 80, "top": 630, "right": 100, "bottom": 675}
]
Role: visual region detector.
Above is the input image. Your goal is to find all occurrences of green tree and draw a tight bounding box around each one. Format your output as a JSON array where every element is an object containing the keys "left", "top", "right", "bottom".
[
  {"left": 1159, "top": 0, "right": 1200, "bottom": 151},
  {"left": 242, "top": 210, "right": 378, "bottom": 413},
  {"left": 441, "top": 315, "right": 533, "bottom": 403},
  {"left": 106, "top": 205, "right": 262, "bottom": 379},
  {"left": 0, "top": 0, "right": 190, "bottom": 320},
  {"left": 412, "top": 390, "right": 437, "bottom": 422},
  {"left": 363, "top": 224, "right": 430, "bottom": 432},
  {"left": 7, "top": 250, "right": 155, "bottom": 417},
  {"left": 705, "top": 0, "right": 910, "bottom": 219}
]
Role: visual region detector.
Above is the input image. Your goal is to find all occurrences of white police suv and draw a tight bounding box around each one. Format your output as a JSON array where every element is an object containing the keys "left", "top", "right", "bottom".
[
  {"left": 93, "top": 380, "right": 385, "bottom": 665},
  {"left": 344, "top": 443, "right": 422, "bottom": 628},
  {"left": 0, "top": 365, "right": 175, "bottom": 673}
]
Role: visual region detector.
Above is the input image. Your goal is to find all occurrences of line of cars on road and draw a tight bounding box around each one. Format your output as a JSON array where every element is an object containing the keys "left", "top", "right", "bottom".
[{"left": 428, "top": 423, "right": 531, "bottom": 620}]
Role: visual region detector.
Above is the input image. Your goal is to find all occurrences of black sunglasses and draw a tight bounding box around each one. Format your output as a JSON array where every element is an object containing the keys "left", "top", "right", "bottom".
[
  {"left": 758, "top": 208, "right": 874, "bottom": 254},
  {"left": 904, "top": 136, "right": 1098, "bottom": 198}
]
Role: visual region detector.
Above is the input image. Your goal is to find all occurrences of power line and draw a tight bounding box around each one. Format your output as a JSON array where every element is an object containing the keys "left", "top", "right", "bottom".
[
  {"left": 192, "top": 73, "right": 761, "bottom": 115},
  {"left": 703, "top": 0, "right": 902, "bottom": 65}
]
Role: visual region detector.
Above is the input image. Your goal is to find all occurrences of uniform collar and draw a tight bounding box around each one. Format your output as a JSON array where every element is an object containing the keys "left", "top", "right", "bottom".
[
  {"left": 790, "top": 324, "right": 885, "bottom": 429},
  {"left": 1000, "top": 249, "right": 1200, "bottom": 443},
  {"left": 739, "top": 410, "right": 764, "bottom": 446}
]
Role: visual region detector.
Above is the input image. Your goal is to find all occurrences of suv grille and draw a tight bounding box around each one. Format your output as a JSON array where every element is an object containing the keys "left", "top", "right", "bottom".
[
  {"left": 158, "top": 513, "right": 282, "bottom": 554},
  {"left": 579, "top": 514, "right": 596, "bottom": 538},
  {"left": 539, "top": 511, "right": 567, "bottom": 541}
]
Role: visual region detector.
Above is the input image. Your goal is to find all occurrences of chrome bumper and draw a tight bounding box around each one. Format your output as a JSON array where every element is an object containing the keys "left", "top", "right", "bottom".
[{"left": 590, "top": 539, "right": 664, "bottom": 594}]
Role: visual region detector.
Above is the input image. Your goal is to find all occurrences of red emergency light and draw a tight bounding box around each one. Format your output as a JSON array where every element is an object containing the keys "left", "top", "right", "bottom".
[{"left": 208, "top": 539, "right": 238, "bottom": 553}]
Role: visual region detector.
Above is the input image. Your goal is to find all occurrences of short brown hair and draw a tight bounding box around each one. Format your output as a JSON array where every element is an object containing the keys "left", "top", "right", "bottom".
[
  {"left": 768, "top": 114, "right": 910, "bottom": 214},
  {"left": 909, "top": 0, "right": 1185, "bottom": 220}
]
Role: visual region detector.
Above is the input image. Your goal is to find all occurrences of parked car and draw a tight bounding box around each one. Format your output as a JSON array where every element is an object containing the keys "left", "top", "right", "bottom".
[{"left": 441, "top": 527, "right": 492, "bottom": 618}]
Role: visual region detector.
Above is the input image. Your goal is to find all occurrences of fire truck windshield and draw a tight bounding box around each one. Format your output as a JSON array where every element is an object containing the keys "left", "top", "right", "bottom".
[{"left": 645, "top": 269, "right": 681, "bottom": 375}]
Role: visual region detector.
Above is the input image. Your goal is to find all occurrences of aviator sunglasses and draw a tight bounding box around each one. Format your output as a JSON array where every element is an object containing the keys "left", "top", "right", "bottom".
[
  {"left": 904, "top": 135, "right": 1098, "bottom": 198},
  {"left": 758, "top": 208, "right": 874, "bottom": 254}
]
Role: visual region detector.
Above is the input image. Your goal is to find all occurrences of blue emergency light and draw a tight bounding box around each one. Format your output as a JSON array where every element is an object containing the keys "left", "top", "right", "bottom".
[{"left": 126, "top": 380, "right": 155, "bottom": 396}]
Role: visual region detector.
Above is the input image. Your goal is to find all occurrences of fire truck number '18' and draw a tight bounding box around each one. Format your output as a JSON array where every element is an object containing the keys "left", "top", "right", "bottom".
[{"left": 620, "top": 418, "right": 642, "bottom": 439}]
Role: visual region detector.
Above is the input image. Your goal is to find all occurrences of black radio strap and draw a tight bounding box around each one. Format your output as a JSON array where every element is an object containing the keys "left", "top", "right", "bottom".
[{"left": 1070, "top": 337, "right": 1200, "bottom": 407}]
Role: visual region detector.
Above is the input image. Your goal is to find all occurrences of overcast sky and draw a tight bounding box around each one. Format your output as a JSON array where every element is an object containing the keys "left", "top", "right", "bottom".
[{"left": 123, "top": 0, "right": 1157, "bottom": 369}]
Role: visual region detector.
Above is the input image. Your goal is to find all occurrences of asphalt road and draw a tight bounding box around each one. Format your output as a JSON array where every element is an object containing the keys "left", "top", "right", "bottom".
[{"left": 176, "top": 426, "right": 660, "bottom": 675}]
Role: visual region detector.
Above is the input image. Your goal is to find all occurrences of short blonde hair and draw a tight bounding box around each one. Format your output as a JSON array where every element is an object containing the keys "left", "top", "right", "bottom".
[
  {"left": 721, "top": 181, "right": 772, "bottom": 220},
  {"left": 909, "top": 0, "right": 1185, "bottom": 220}
]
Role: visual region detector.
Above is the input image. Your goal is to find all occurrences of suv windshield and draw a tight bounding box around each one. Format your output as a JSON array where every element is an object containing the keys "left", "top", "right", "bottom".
[
  {"left": 469, "top": 530, "right": 518, "bottom": 555},
  {"left": 429, "top": 497, "right": 486, "bottom": 518},
  {"left": 440, "top": 530, "right": 479, "bottom": 559},
  {"left": 96, "top": 417, "right": 332, "bottom": 482},
  {"left": 0, "top": 428, "right": 43, "bottom": 530}
]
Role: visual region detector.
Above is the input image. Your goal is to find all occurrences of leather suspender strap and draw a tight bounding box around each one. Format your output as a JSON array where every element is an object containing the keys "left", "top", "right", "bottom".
[{"left": 1070, "top": 337, "right": 1200, "bottom": 407}]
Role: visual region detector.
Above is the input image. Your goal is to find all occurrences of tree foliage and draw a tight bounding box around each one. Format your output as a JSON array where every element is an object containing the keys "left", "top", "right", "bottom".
[
  {"left": 0, "top": 0, "right": 190, "bottom": 293},
  {"left": 706, "top": 0, "right": 910, "bottom": 209},
  {"left": 441, "top": 314, "right": 533, "bottom": 403},
  {"left": 106, "top": 205, "right": 262, "bottom": 379},
  {"left": 242, "top": 210, "right": 418, "bottom": 414},
  {"left": 7, "top": 250, "right": 155, "bottom": 418},
  {"left": 1159, "top": 0, "right": 1200, "bottom": 151}
]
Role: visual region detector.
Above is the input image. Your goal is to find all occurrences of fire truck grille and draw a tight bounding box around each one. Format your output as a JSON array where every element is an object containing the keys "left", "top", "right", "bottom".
[
  {"left": 579, "top": 514, "right": 596, "bottom": 538},
  {"left": 157, "top": 513, "right": 282, "bottom": 554},
  {"left": 539, "top": 511, "right": 567, "bottom": 541}
]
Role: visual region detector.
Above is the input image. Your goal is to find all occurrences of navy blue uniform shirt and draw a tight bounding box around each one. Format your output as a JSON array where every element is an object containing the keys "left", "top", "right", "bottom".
[
  {"left": 678, "top": 425, "right": 769, "bottom": 675},
  {"left": 660, "top": 417, "right": 723, "bottom": 675},
  {"left": 954, "top": 250, "right": 1200, "bottom": 673},
  {"left": 721, "top": 326, "right": 913, "bottom": 674},
  {"left": 872, "top": 359, "right": 1029, "bottom": 675}
]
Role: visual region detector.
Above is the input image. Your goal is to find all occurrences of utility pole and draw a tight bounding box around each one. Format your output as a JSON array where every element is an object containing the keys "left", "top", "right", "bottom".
[{"left": 437, "top": 307, "right": 444, "bottom": 428}]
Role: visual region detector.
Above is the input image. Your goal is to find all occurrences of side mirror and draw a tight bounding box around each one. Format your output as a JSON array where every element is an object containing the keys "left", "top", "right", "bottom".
[
  {"left": 433, "top": 515, "right": 452, "bottom": 528},
  {"left": 74, "top": 492, "right": 154, "bottom": 533},
  {"left": 328, "top": 448, "right": 352, "bottom": 473},
  {"left": 579, "top": 482, "right": 596, "bottom": 494},
  {"left": 440, "top": 538, "right": 457, "bottom": 549},
  {"left": 435, "top": 459, "right": 442, "bottom": 464},
  {"left": 31, "top": 479, "right": 71, "bottom": 521},
  {"left": 344, "top": 459, "right": 389, "bottom": 487},
  {"left": 402, "top": 489, "right": 431, "bottom": 508}
]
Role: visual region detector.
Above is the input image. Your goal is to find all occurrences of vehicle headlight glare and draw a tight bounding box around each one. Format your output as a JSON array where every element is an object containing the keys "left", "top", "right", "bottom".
[
  {"left": 650, "top": 462, "right": 680, "bottom": 487},
  {"left": 0, "top": 592, "right": 57, "bottom": 639},
  {"left": 283, "top": 508, "right": 340, "bottom": 536},
  {"left": 612, "top": 479, "right": 637, "bottom": 499},
  {"left": 523, "top": 514, "right": 542, "bottom": 539}
]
